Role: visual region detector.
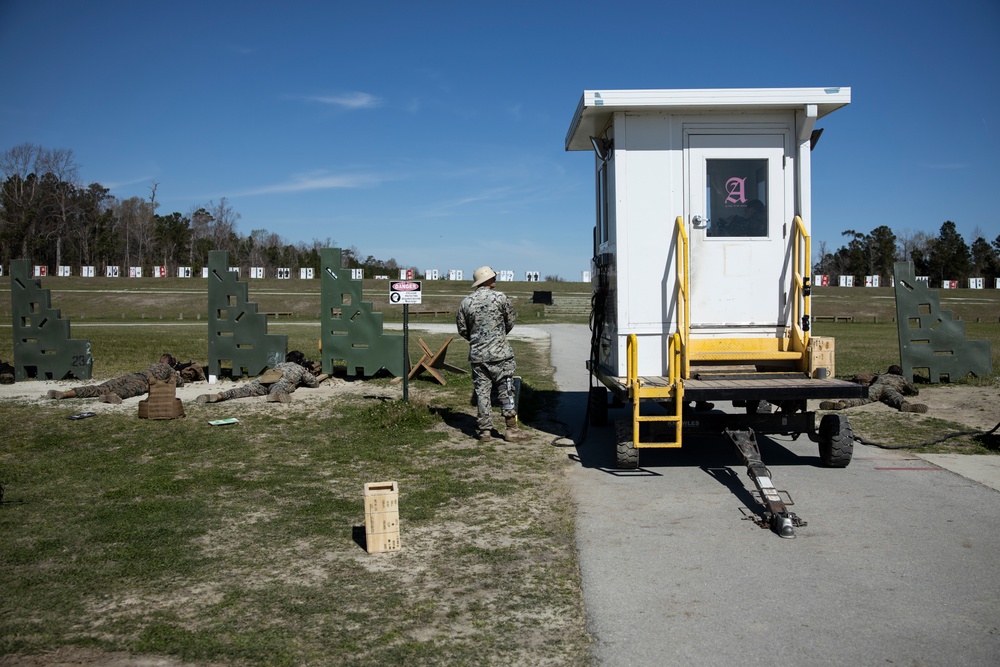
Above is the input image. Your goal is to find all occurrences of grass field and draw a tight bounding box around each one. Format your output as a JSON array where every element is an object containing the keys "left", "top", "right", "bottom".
[
  {"left": 0, "top": 277, "right": 996, "bottom": 381},
  {"left": 2, "top": 278, "right": 995, "bottom": 322},
  {"left": 810, "top": 286, "right": 1000, "bottom": 383},
  {"left": 0, "top": 329, "right": 592, "bottom": 666},
  {"left": 812, "top": 321, "right": 1000, "bottom": 383},
  {"left": 0, "top": 276, "right": 593, "bottom": 327}
]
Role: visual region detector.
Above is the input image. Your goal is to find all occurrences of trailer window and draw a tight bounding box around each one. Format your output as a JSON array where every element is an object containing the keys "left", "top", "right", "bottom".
[{"left": 706, "top": 159, "right": 768, "bottom": 237}]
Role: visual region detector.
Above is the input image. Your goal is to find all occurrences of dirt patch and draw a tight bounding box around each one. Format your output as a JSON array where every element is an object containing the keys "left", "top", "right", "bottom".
[
  {"left": 815, "top": 382, "right": 1000, "bottom": 433},
  {"left": 5, "top": 373, "right": 996, "bottom": 431},
  {"left": 915, "top": 384, "right": 1000, "bottom": 431},
  {"left": 0, "top": 370, "right": 405, "bottom": 415}
]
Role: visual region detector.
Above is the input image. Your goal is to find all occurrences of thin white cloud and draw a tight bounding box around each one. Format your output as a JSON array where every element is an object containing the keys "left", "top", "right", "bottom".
[
  {"left": 237, "top": 170, "right": 383, "bottom": 196},
  {"left": 419, "top": 187, "right": 513, "bottom": 217},
  {"left": 920, "top": 162, "right": 967, "bottom": 170},
  {"left": 103, "top": 175, "right": 156, "bottom": 190},
  {"left": 301, "top": 92, "right": 383, "bottom": 109}
]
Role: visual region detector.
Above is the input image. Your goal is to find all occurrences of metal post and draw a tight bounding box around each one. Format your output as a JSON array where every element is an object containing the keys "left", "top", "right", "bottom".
[{"left": 403, "top": 304, "right": 409, "bottom": 403}]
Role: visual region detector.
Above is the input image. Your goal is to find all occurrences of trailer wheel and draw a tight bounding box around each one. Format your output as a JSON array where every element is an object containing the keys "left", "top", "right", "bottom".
[
  {"left": 589, "top": 386, "right": 609, "bottom": 427},
  {"left": 818, "top": 413, "right": 854, "bottom": 468},
  {"left": 615, "top": 418, "right": 639, "bottom": 469}
]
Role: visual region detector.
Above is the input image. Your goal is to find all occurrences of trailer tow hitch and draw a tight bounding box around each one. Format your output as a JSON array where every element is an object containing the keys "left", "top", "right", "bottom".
[{"left": 725, "top": 428, "right": 806, "bottom": 538}]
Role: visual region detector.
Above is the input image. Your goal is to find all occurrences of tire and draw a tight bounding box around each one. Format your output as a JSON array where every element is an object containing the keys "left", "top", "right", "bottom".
[
  {"left": 818, "top": 413, "right": 854, "bottom": 468},
  {"left": 615, "top": 417, "right": 639, "bottom": 469},
  {"left": 589, "top": 386, "right": 609, "bottom": 427}
]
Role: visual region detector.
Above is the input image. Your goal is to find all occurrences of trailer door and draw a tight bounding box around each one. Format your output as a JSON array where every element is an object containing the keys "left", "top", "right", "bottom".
[{"left": 686, "top": 133, "right": 790, "bottom": 333}]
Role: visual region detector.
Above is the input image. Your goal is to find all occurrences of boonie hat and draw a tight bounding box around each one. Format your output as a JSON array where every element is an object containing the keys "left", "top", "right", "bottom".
[{"left": 472, "top": 266, "right": 497, "bottom": 288}]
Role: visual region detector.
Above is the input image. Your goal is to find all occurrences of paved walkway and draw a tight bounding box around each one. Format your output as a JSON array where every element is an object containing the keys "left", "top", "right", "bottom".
[{"left": 538, "top": 323, "right": 1000, "bottom": 667}]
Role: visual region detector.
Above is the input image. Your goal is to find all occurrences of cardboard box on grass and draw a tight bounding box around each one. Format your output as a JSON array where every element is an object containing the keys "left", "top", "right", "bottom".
[{"left": 364, "top": 481, "right": 400, "bottom": 553}]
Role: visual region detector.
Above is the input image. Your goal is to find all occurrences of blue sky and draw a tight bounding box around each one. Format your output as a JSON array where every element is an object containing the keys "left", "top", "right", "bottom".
[{"left": 2, "top": 1, "right": 998, "bottom": 280}]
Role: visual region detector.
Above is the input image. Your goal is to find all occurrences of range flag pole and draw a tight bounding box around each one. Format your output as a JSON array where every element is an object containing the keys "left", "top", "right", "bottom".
[{"left": 389, "top": 278, "right": 421, "bottom": 404}]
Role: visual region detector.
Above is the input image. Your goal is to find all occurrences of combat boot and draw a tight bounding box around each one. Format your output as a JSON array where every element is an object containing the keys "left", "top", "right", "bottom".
[
  {"left": 196, "top": 393, "right": 222, "bottom": 404},
  {"left": 47, "top": 389, "right": 76, "bottom": 400},
  {"left": 266, "top": 393, "right": 291, "bottom": 403},
  {"left": 504, "top": 417, "right": 528, "bottom": 442},
  {"left": 901, "top": 402, "right": 928, "bottom": 413},
  {"left": 477, "top": 429, "right": 493, "bottom": 442},
  {"left": 99, "top": 393, "right": 122, "bottom": 404}
]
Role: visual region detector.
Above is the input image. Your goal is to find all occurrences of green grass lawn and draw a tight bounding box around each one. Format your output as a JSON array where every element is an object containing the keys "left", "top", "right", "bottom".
[
  {"left": 813, "top": 321, "right": 1000, "bottom": 383},
  {"left": 0, "top": 334, "right": 592, "bottom": 666},
  {"left": 0, "top": 275, "right": 592, "bottom": 326}
]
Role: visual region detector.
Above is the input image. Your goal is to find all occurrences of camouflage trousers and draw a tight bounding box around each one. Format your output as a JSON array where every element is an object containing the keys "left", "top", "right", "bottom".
[
  {"left": 841, "top": 383, "right": 907, "bottom": 410},
  {"left": 471, "top": 358, "right": 517, "bottom": 432},
  {"left": 74, "top": 374, "right": 149, "bottom": 400},
  {"left": 218, "top": 379, "right": 296, "bottom": 401}
]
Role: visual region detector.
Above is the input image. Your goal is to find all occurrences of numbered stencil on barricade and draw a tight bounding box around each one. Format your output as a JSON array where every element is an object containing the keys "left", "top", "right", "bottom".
[{"left": 9, "top": 259, "right": 93, "bottom": 381}]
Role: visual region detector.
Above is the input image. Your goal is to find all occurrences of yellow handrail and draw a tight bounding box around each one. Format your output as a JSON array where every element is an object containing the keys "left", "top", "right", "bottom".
[
  {"left": 626, "top": 332, "right": 683, "bottom": 448},
  {"left": 674, "top": 216, "right": 690, "bottom": 378},
  {"left": 619, "top": 217, "right": 689, "bottom": 450},
  {"left": 627, "top": 333, "right": 639, "bottom": 399},
  {"left": 790, "top": 215, "right": 811, "bottom": 355},
  {"left": 669, "top": 332, "right": 681, "bottom": 387}
]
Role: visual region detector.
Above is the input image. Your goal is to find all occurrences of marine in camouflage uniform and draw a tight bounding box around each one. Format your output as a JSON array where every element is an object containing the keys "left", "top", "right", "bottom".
[
  {"left": 196, "top": 351, "right": 325, "bottom": 404},
  {"left": 46, "top": 354, "right": 183, "bottom": 403},
  {"left": 176, "top": 361, "right": 207, "bottom": 383},
  {"left": 821, "top": 365, "right": 928, "bottom": 413},
  {"left": 0, "top": 358, "right": 14, "bottom": 384},
  {"left": 456, "top": 266, "right": 526, "bottom": 441}
]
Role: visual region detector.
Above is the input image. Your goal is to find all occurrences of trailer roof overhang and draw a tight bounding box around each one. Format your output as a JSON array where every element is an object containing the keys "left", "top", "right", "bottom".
[{"left": 565, "top": 87, "right": 852, "bottom": 151}]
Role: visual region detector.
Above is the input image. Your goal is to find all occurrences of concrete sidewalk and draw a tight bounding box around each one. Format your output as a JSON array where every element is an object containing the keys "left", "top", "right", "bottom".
[{"left": 916, "top": 453, "right": 1000, "bottom": 492}]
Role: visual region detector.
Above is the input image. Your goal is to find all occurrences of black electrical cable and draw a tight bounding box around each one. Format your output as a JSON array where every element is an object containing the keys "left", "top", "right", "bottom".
[
  {"left": 580, "top": 265, "right": 610, "bottom": 445},
  {"left": 551, "top": 260, "right": 609, "bottom": 448},
  {"left": 854, "top": 421, "right": 1000, "bottom": 450}
]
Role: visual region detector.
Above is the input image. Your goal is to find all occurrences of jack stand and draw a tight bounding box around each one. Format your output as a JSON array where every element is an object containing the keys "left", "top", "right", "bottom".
[{"left": 725, "top": 428, "right": 805, "bottom": 538}]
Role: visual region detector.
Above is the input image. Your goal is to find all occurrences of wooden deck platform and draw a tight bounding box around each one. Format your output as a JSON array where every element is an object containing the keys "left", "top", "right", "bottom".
[{"left": 601, "top": 372, "right": 867, "bottom": 402}]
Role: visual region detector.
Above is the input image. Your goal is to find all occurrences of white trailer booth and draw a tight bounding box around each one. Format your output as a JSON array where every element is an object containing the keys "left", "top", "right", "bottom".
[
  {"left": 566, "top": 87, "right": 851, "bottom": 379},
  {"left": 565, "top": 89, "right": 864, "bottom": 534}
]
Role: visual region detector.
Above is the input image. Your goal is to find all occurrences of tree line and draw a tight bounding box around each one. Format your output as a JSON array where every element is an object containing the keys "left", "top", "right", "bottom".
[
  {"left": 10, "top": 143, "right": 990, "bottom": 287},
  {"left": 0, "top": 144, "right": 414, "bottom": 277},
  {"left": 813, "top": 222, "right": 999, "bottom": 286}
]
